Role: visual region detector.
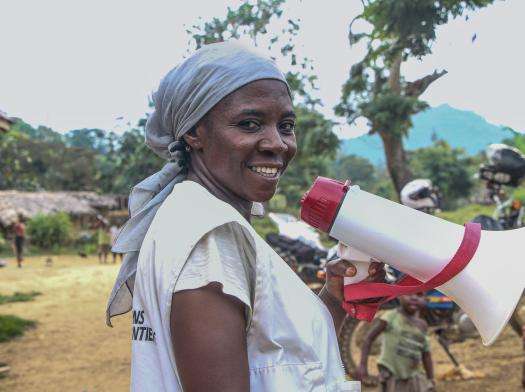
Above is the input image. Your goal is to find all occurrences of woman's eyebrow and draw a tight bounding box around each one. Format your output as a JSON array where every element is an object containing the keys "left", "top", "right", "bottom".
[
  {"left": 238, "top": 109, "right": 265, "bottom": 117},
  {"left": 236, "top": 109, "right": 296, "bottom": 118}
]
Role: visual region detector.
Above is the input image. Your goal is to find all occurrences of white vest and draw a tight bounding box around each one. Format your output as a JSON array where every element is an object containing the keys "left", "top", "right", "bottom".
[{"left": 130, "top": 181, "right": 360, "bottom": 391}]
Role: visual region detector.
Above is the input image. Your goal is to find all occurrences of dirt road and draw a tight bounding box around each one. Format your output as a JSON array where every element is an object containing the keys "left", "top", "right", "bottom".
[
  {"left": 0, "top": 255, "right": 130, "bottom": 391},
  {"left": 0, "top": 255, "right": 523, "bottom": 391}
]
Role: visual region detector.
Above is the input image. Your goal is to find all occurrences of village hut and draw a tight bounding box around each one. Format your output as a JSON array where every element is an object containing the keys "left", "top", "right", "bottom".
[
  {"left": 0, "top": 111, "right": 15, "bottom": 133},
  {"left": 0, "top": 191, "right": 120, "bottom": 234}
]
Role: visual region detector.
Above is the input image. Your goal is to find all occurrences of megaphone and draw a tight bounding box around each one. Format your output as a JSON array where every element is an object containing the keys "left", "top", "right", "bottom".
[{"left": 300, "top": 177, "right": 525, "bottom": 345}]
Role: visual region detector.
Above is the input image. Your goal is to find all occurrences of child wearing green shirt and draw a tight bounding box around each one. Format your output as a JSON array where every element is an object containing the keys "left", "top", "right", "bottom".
[{"left": 356, "top": 293, "right": 435, "bottom": 392}]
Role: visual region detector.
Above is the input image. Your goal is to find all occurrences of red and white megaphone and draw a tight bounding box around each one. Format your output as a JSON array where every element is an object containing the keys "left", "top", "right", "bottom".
[{"left": 300, "top": 177, "right": 525, "bottom": 345}]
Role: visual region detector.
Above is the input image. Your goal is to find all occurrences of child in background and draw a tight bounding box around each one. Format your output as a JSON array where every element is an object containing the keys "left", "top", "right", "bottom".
[
  {"left": 12, "top": 216, "right": 26, "bottom": 268},
  {"left": 96, "top": 221, "right": 111, "bottom": 264},
  {"left": 356, "top": 293, "right": 435, "bottom": 392}
]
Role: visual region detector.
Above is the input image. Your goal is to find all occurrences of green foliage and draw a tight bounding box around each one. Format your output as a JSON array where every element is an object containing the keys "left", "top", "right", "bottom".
[
  {"left": 27, "top": 212, "right": 73, "bottom": 249},
  {"left": 370, "top": 168, "right": 398, "bottom": 200},
  {"left": 277, "top": 106, "right": 339, "bottom": 208},
  {"left": 512, "top": 187, "right": 525, "bottom": 204},
  {"left": 502, "top": 130, "right": 525, "bottom": 154},
  {"left": 0, "top": 315, "right": 36, "bottom": 343},
  {"left": 333, "top": 154, "right": 376, "bottom": 191},
  {"left": 0, "top": 118, "right": 164, "bottom": 194},
  {"left": 409, "top": 140, "right": 474, "bottom": 209},
  {"left": 437, "top": 203, "right": 494, "bottom": 225},
  {"left": 251, "top": 215, "right": 278, "bottom": 239},
  {"left": 0, "top": 291, "right": 41, "bottom": 305}
]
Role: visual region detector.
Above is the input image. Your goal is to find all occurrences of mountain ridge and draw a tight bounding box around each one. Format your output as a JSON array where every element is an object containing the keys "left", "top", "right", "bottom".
[{"left": 340, "top": 104, "right": 516, "bottom": 165}]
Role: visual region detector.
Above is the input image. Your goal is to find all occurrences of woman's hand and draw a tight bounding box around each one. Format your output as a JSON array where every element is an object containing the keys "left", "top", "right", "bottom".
[{"left": 323, "top": 258, "right": 385, "bottom": 303}]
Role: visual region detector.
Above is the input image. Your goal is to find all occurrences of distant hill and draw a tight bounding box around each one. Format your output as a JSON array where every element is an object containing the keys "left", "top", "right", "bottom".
[{"left": 340, "top": 104, "right": 516, "bottom": 165}]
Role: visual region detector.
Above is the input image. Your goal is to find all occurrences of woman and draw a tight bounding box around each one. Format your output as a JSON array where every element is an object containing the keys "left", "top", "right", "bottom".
[{"left": 107, "top": 41, "right": 382, "bottom": 391}]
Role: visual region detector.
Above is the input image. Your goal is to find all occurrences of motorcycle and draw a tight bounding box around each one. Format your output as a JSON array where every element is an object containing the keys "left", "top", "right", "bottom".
[
  {"left": 265, "top": 212, "right": 328, "bottom": 292},
  {"left": 471, "top": 143, "right": 525, "bottom": 337}
]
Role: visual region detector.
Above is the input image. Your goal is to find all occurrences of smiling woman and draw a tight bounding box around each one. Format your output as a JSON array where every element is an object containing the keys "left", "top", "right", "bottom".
[{"left": 105, "top": 41, "right": 374, "bottom": 392}]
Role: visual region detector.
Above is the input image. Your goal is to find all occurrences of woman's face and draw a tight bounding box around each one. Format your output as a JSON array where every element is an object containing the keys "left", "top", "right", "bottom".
[{"left": 188, "top": 79, "right": 297, "bottom": 202}]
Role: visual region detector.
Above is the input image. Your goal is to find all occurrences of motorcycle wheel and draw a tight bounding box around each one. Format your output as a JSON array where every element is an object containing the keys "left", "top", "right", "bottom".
[{"left": 338, "top": 317, "right": 381, "bottom": 379}]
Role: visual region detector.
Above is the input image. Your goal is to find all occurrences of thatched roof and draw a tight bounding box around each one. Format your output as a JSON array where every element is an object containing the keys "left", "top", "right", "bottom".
[
  {"left": 0, "top": 190, "right": 119, "bottom": 227},
  {"left": 0, "top": 111, "right": 15, "bottom": 133}
]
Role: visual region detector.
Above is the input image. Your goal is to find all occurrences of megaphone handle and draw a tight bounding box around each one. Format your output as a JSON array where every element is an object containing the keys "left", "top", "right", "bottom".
[
  {"left": 343, "top": 222, "right": 481, "bottom": 321},
  {"left": 337, "top": 242, "right": 373, "bottom": 285},
  {"left": 343, "top": 260, "right": 372, "bottom": 285}
]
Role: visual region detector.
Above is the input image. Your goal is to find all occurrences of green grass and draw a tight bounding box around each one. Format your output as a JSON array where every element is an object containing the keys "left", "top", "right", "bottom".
[
  {"left": 0, "top": 291, "right": 42, "bottom": 305},
  {"left": 437, "top": 204, "right": 494, "bottom": 225},
  {"left": 0, "top": 315, "right": 36, "bottom": 342},
  {"left": 251, "top": 215, "right": 278, "bottom": 239}
]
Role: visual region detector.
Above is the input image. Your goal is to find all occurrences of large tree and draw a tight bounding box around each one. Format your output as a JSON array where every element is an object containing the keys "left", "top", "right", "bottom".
[{"left": 335, "top": 0, "right": 497, "bottom": 198}]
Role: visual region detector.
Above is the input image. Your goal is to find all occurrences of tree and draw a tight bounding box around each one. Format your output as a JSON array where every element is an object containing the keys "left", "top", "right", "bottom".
[
  {"left": 278, "top": 106, "right": 339, "bottom": 207},
  {"left": 409, "top": 140, "right": 474, "bottom": 209},
  {"left": 335, "top": 0, "right": 497, "bottom": 198},
  {"left": 333, "top": 154, "right": 376, "bottom": 192}
]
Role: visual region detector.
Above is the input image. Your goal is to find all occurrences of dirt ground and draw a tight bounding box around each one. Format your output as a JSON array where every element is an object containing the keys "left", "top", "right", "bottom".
[{"left": 0, "top": 254, "right": 523, "bottom": 391}]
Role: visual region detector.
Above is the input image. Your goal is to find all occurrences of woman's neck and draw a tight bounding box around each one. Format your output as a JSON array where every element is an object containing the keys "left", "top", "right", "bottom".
[{"left": 186, "top": 154, "right": 253, "bottom": 221}]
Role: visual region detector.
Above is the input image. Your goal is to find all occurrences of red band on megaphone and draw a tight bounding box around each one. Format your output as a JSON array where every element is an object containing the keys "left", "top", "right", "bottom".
[{"left": 342, "top": 222, "right": 481, "bottom": 321}]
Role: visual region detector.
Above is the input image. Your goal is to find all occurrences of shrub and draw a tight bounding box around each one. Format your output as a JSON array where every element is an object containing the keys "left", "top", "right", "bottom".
[
  {"left": 0, "top": 315, "right": 36, "bottom": 342},
  {"left": 27, "top": 212, "right": 73, "bottom": 249},
  {"left": 0, "top": 291, "right": 41, "bottom": 305}
]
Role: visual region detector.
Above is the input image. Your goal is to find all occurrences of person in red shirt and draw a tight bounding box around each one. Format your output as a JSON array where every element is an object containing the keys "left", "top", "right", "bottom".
[{"left": 12, "top": 215, "right": 26, "bottom": 268}]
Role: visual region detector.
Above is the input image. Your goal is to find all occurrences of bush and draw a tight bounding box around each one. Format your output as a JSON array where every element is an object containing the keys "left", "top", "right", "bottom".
[
  {"left": 27, "top": 212, "right": 73, "bottom": 249},
  {"left": 0, "top": 291, "right": 41, "bottom": 305},
  {"left": 0, "top": 315, "right": 36, "bottom": 342}
]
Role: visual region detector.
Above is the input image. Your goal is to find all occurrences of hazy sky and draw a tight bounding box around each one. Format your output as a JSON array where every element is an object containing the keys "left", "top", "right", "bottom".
[{"left": 1, "top": 0, "right": 524, "bottom": 138}]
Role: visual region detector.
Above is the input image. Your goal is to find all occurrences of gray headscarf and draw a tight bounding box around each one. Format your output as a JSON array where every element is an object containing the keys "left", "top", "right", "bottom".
[{"left": 106, "top": 41, "right": 289, "bottom": 325}]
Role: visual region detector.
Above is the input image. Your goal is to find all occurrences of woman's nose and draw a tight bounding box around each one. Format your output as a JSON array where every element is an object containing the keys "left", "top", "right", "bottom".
[{"left": 258, "top": 127, "right": 288, "bottom": 154}]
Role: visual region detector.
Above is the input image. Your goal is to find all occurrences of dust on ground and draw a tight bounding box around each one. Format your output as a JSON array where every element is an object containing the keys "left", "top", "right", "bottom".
[{"left": 0, "top": 255, "right": 523, "bottom": 391}]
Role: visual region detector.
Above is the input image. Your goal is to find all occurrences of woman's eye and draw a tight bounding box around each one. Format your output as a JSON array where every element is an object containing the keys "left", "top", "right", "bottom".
[
  {"left": 279, "top": 121, "right": 296, "bottom": 134},
  {"left": 238, "top": 120, "right": 260, "bottom": 131}
]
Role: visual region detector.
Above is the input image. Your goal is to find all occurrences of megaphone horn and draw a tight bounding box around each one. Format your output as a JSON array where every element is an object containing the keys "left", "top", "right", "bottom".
[{"left": 300, "top": 177, "right": 525, "bottom": 346}]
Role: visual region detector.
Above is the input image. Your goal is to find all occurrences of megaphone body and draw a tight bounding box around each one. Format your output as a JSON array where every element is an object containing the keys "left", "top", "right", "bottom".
[{"left": 301, "top": 177, "right": 525, "bottom": 345}]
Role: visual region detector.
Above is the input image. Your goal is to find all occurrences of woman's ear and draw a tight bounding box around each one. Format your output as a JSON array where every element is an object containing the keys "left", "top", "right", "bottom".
[{"left": 183, "top": 124, "right": 206, "bottom": 151}]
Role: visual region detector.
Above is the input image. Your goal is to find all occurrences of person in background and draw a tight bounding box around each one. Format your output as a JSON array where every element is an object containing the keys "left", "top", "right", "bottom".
[
  {"left": 12, "top": 215, "right": 26, "bottom": 268},
  {"left": 356, "top": 293, "right": 435, "bottom": 392},
  {"left": 522, "top": 324, "right": 525, "bottom": 389},
  {"left": 109, "top": 225, "right": 122, "bottom": 264},
  {"left": 96, "top": 220, "right": 111, "bottom": 264}
]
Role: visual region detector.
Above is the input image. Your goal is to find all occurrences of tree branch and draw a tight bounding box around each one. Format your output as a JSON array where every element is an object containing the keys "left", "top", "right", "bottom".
[{"left": 405, "top": 69, "right": 448, "bottom": 97}]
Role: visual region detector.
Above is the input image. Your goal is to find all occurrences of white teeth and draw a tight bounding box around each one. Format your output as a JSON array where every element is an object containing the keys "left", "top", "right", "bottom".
[{"left": 249, "top": 166, "right": 279, "bottom": 177}]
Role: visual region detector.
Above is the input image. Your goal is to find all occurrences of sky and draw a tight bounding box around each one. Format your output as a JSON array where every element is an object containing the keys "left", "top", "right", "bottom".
[{"left": 1, "top": 0, "right": 524, "bottom": 139}]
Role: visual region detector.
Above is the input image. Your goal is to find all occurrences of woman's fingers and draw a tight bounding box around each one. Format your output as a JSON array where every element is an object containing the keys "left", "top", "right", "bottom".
[
  {"left": 326, "top": 258, "right": 356, "bottom": 277},
  {"left": 368, "top": 261, "right": 383, "bottom": 276},
  {"left": 368, "top": 262, "right": 386, "bottom": 283}
]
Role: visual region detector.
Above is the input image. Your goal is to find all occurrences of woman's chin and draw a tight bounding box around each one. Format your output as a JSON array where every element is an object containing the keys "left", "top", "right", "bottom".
[{"left": 249, "top": 188, "right": 278, "bottom": 203}]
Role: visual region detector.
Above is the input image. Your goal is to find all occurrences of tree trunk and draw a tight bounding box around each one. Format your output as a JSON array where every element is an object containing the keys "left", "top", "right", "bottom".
[
  {"left": 378, "top": 131, "right": 412, "bottom": 200},
  {"left": 379, "top": 52, "right": 411, "bottom": 199}
]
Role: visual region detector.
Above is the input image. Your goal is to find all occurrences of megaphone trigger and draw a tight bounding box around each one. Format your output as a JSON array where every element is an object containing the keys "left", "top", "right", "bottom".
[{"left": 337, "top": 243, "right": 373, "bottom": 285}]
